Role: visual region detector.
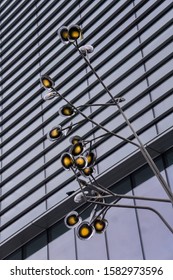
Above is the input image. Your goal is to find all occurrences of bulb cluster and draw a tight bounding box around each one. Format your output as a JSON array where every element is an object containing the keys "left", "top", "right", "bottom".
[
  {"left": 61, "top": 136, "right": 96, "bottom": 178},
  {"left": 64, "top": 211, "right": 108, "bottom": 240},
  {"left": 58, "top": 25, "right": 83, "bottom": 44}
]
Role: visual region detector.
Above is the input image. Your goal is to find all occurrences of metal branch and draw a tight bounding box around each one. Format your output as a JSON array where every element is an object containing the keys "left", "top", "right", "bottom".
[
  {"left": 86, "top": 199, "right": 173, "bottom": 234},
  {"left": 86, "top": 194, "right": 171, "bottom": 203},
  {"left": 71, "top": 167, "right": 87, "bottom": 203},
  {"left": 83, "top": 178, "right": 171, "bottom": 204},
  {"left": 52, "top": 87, "right": 140, "bottom": 148},
  {"left": 74, "top": 43, "right": 173, "bottom": 204}
]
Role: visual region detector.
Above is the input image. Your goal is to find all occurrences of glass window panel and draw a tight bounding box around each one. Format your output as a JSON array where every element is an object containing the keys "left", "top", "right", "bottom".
[
  {"left": 2, "top": 96, "right": 41, "bottom": 127},
  {"left": 135, "top": 126, "right": 157, "bottom": 144},
  {"left": 92, "top": 38, "right": 140, "bottom": 68},
  {"left": 37, "top": 0, "right": 74, "bottom": 25},
  {"left": 97, "top": 142, "right": 137, "bottom": 175},
  {"left": 3, "top": 54, "right": 40, "bottom": 84},
  {"left": 1, "top": 170, "right": 45, "bottom": 195},
  {"left": 2, "top": 74, "right": 40, "bottom": 107},
  {"left": 1, "top": 0, "right": 23, "bottom": 22},
  {"left": 2, "top": 66, "right": 39, "bottom": 92},
  {"left": 143, "top": 26, "right": 172, "bottom": 56},
  {"left": 2, "top": 117, "right": 43, "bottom": 147},
  {"left": 2, "top": 130, "right": 43, "bottom": 166},
  {"left": 24, "top": 232, "right": 47, "bottom": 260},
  {"left": 130, "top": 110, "right": 154, "bottom": 132},
  {"left": 2, "top": 25, "right": 38, "bottom": 57},
  {"left": 133, "top": 165, "right": 173, "bottom": 259},
  {"left": 91, "top": 51, "right": 143, "bottom": 81},
  {"left": 157, "top": 113, "right": 173, "bottom": 134},
  {"left": 2, "top": 2, "right": 36, "bottom": 39},
  {"left": 49, "top": 220, "right": 76, "bottom": 260},
  {"left": 150, "top": 76, "right": 173, "bottom": 101},
  {"left": 2, "top": 144, "right": 44, "bottom": 181},
  {"left": 145, "top": 43, "right": 173, "bottom": 71},
  {"left": 123, "top": 94, "right": 151, "bottom": 119},
  {"left": 87, "top": 105, "right": 122, "bottom": 129},
  {"left": 36, "top": 0, "right": 55, "bottom": 16},
  {"left": 3, "top": 75, "right": 41, "bottom": 108},
  {"left": 154, "top": 95, "right": 173, "bottom": 117},
  {"left": 45, "top": 165, "right": 72, "bottom": 186},
  {"left": 106, "top": 178, "right": 143, "bottom": 259},
  {"left": 166, "top": 164, "right": 173, "bottom": 193},
  {"left": 75, "top": 219, "right": 108, "bottom": 260},
  {"left": 139, "top": 10, "right": 172, "bottom": 42},
  {"left": 93, "top": 113, "right": 126, "bottom": 138},
  {"left": 104, "top": 66, "right": 145, "bottom": 95},
  {"left": 1, "top": 184, "right": 45, "bottom": 211},
  {"left": 136, "top": 0, "right": 171, "bottom": 29},
  {"left": 80, "top": 0, "right": 116, "bottom": 21},
  {"left": 134, "top": 0, "right": 155, "bottom": 16},
  {"left": 2, "top": 33, "right": 38, "bottom": 69},
  {"left": 1, "top": 158, "right": 45, "bottom": 195},
  {"left": 92, "top": 26, "right": 138, "bottom": 57},
  {"left": 1, "top": 187, "right": 46, "bottom": 224},
  {"left": 0, "top": 202, "right": 46, "bottom": 242},
  {"left": 82, "top": 2, "right": 134, "bottom": 39}
]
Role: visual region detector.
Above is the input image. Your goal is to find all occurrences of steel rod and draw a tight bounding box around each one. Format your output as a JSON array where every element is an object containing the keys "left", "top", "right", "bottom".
[
  {"left": 75, "top": 43, "right": 173, "bottom": 203},
  {"left": 86, "top": 194, "right": 171, "bottom": 203},
  {"left": 52, "top": 87, "right": 140, "bottom": 148},
  {"left": 71, "top": 167, "right": 87, "bottom": 203},
  {"left": 87, "top": 199, "right": 173, "bottom": 234},
  {"left": 76, "top": 102, "right": 122, "bottom": 108}
]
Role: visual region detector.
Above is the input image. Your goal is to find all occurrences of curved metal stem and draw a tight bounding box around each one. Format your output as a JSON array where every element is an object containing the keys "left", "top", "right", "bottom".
[
  {"left": 86, "top": 194, "right": 171, "bottom": 203},
  {"left": 71, "top": 167, "right": 87, "bottom": 202},
  {"left": 87, "top": 199, "right": 173, "bottom": 234}
]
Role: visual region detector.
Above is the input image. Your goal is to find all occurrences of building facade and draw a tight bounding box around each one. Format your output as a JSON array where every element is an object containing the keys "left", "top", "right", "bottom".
[{"left": 0, "top": 0, "right": 173, "bottom": 260}]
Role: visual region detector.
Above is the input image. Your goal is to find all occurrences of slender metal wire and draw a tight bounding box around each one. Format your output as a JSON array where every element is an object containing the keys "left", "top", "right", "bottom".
[
  {"left": 52, "top": 87, "right": 140, "bottom": 148},
  {"left": 89, "top": 198, "right": 121, "bottom": 224},
  {"left": 86, "top": 199, "right": 173, "bottom": 234},
  {"left": 83, "top": 133, "right": 109, "bottom": 143},
  {"left": 86, "top": 194, "right": 171, "bottom": 203},
  {"left": 74, "top": 42, "right": 173, "bottom": 204},
  {"left": 61, "top": 120, "right": 85, "bottom": 131},
  {"left": 76, "top": 102, "right": 121, "bottom": 108},
  {"left": 71, "top": 167, "right": 88, "bottom": 202},
  {"left": 85, "top": 178, "right": 172, "bottom": 203}
]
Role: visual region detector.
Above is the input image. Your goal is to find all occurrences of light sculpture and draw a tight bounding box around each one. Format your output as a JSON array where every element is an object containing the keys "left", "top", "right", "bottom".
[{"left": 40, "top": 24, "right": 173, "bottom": 240}]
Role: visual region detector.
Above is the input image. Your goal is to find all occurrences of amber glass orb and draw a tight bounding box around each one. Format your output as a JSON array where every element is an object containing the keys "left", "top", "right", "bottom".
[
  {"left": 93, "top": 218, "right": 108, "bottom": 234},
  {"left": 77, "top": 222, "right": 94, "bottom": 240},
  {"left": 59, "top": 105, "right": 75, "bottom": 117},
  {"left": 81, "top": 166, "right": 94, "bottom": 177},
  {"left": 70, "top": 142, "right": 84, "bottom": 156},
  {"left": 69, "top": 135, "right": 82, "bottom": 145},
  {"left": 68, "top": 25, "right": 82, "bottom": 40},
  {"left": 61, "top": 153, "right": 74, "bottom": 170},
  {"left": 75, "top": 156, "right": 87, "bottom": 169},
  {"left": 85, "top": 151, "right": 96, "bottom": 167},
  {"left": 47, "top": 126, "right": 62, "bottom": 141},
  {"left": 64, "top": 211, "right": 81, "bottom": 228},
  {"left": 49, "top": 127, "right": 62, "bottom": 139},
  {"left": 40, "top": 75, "right": 54, "bottom": 90},
  {"left": 59, "top": 26, "right": 69, "bottom": 43}
]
